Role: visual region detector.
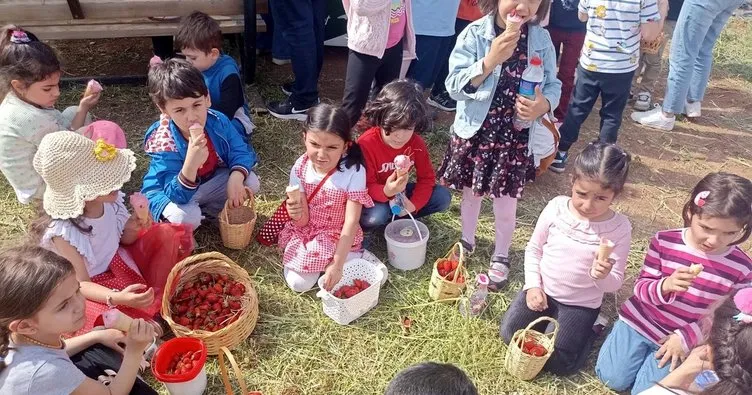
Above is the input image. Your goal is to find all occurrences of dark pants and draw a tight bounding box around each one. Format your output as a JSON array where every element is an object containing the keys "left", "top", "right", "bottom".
[
  {"left": 547, "top": 27, "right": 586, "bottom": 122},
  {"left": 559, "top": 66, "right": 635, "bottom": 152},
  {"left": 407, "top": 35, "right": 456, "bottom": 90},
  {"left": 500, "top": 290, "right": 600, "bottom": 376},
  {"left": 360, "top": 184, "right": 452, "bottom": 229},
  {"left": 273, "top": 0, "right": 326, "bottom": 107},
  {"left": 341, "top": 40, "right": 404, "bottom": 126},
  {"left": 431, "top": 18, "right": 473, "bottom": 97},
  {"left": 71, "top": 344, "right": 157, "bottom": 394},
  {"left": 151, "top": 36, "right": 174, "bottom": 59}
]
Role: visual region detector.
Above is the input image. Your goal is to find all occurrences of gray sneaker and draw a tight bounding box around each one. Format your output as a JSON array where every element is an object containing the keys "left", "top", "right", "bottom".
[{"left": 634, "top": 91, "right": 652, "bottom": 111}]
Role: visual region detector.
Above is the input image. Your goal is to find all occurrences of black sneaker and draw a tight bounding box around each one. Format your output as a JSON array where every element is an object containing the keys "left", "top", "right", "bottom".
[
  {"left": 487, "top": 255, "right": 510, "bottom": 292},
  {"left": 267, "top": 98, "right": 312, "bottom": 121},
  {"left": 459, "top": 238, "right": 475, "bottom": 255},
  {"left": 427, "top": 91, "right": 457, "bottom": 112},
  {"left": 549, "top": 150, "right": 568, "bottom": 174},
  {"left": 281, "top": 81, "right": 294, "bottom": 96}
]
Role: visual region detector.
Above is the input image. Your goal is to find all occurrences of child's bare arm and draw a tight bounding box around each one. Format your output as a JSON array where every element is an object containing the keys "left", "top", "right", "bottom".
[{"left": 578, "top": 11, "right": 588, "bottom": 22}]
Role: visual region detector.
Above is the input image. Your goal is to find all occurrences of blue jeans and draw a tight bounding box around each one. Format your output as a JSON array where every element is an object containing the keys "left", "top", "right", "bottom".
[
  {"left": 407, "top": 34, "right": 456, "bottom": 90},
  {"left": 259, "top": 5, "right": 291, "bottom": 60},
  {"left": 595, "top": 319, "right": 671, "bottom": 394},
  {"left": 663, "top": 0, "right": 744, "bottom": 114},
  {"left": 272, "top": 0, "right": 326, "bottom": 107},
  {"left": 360, "top": 184, "right": 451, "bottom": 229},
  {"left": 559, "top": 66, "right": 635, "bottom": 152}
]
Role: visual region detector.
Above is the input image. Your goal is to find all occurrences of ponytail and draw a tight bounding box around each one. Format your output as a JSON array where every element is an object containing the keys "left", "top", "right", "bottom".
[
  {"left": 341, "top": 142, "right": 365, "bottom": 172},
  {"left": 703, "top": 292, "right": 752, "bottom": 395},
  {"left": 0, "top": 25, "right": 61, "bottom": 101}
]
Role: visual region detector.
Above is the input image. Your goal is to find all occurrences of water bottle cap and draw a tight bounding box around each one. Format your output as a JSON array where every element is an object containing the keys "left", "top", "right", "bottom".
[
  {"left": 477, "top": 273, "right": 489, "bottom": 286},
  {"left": 530, "top": 56, "right": 542, "bottom": 66},
  {"left": 390, "top": 205, "right": 402, "bottom": 215}
]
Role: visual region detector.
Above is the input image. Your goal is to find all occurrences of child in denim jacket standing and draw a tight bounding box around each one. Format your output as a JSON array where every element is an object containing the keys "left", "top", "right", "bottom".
[{"left": 438, "top": 0, "right": 561, "bottom": 290}]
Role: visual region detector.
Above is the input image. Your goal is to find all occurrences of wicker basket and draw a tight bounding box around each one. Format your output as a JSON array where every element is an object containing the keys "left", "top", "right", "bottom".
[
  {"left": 428, "top": 242, "right": 468, "bottom": 302},
  {"left": 504, "top": 316, "right": 559, "bottom": 381},
  {"left": 219, "top": 187, "right": 257, "bottom": 250},
  {"left": 161, "top": 252, "right": 259, "bottom": 355},
  {"left": 641, "top": 32, "right": 665, "bottom": 55}
]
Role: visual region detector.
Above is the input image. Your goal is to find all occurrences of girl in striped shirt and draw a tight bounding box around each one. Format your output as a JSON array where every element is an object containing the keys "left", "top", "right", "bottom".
[{"left": 596, "top": 172, "right": 752, "bottom": 394}]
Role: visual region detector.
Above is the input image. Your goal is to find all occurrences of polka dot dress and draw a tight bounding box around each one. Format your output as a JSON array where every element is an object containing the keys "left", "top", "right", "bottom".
[{"left": 438, "top": 25, "right": 535, "bottom": 200}]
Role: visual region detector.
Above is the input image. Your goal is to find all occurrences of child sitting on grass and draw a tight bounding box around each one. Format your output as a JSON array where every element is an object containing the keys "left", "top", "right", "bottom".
[
  {"left": 0, "top": 246, "right": 157, "bottom": 395},
  {"left": 640, "top": 288, "right": 752, "bottom": 395},
  {"left": 500, "top": 142, "right": 633, "bottom": 375},
  {"left": 0, "top": 25, "right": 102, "bottom": 204},
  {"left": 280, "top": 104, "right": 373, "bottom": 292},
  {"left": 385, "top": 362, "right": 478, "bottom": 395},
  {"left": 141, "top": 59, "right": 259, "bottom": 230},
  {"left": 175, "top": 11, "right": 254, "bottom": 138},
  {"left": 596, "top": 172, "right": 752, "bottom": 394},
  {"left": 30, "top": 131, "right": 163, "bottom": 335},
  {"left": 357, "top": 80, "right": 451, "bottom": 230}
]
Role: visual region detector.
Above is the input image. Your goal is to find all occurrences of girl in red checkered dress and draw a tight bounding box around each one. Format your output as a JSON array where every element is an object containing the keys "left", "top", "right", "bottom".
[
  {"left": 28, "top": 132, "right": 163, "bottom": 336},
  {"left": 279, "top": 104, "right": 374, "bottom": 292}
]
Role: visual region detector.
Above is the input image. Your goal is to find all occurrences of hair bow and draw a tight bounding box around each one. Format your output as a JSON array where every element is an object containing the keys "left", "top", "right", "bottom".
[
  {"left": 733, "top": 288, "right": 752, "bottom": 324},
  {"left": 694, "top": 191, "right": 710, "bottom": 208},
  {"left": 9, "top": 30, "right": 31, "bottom": 44}
]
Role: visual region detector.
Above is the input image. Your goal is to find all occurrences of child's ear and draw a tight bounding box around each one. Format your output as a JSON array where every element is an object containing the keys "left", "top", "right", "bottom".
[
  {"left": 205, "top": 95, "right": 212, "bottom": 108},
  {"left": 9, "top": 318, "right": 37, "bottom": 336},
  {"left": 210, "top": 48, "right": 220, "bottom": 59},
  {"left": 10, "top": 79, "right": 26, "bottom": 93}
]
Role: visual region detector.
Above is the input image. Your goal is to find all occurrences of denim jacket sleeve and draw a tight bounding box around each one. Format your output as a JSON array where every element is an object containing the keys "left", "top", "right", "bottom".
[
  {"left": 445, "top": 25, "right": 496, "bottom": 103},
  {"left": 535, "top": 28, "right": 563, "bottom": 114}
]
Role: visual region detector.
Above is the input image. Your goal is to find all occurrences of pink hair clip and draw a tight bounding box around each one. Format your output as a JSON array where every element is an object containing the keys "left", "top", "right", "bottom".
[
  {"left": 9, "top": 30, "right": 31, "bottom": 44},
  {"left": 733, "top": 288, "right": 752, "bottom": 324},
  {"left": 694, "top": 190, "right": 710, "bottom": 208}
]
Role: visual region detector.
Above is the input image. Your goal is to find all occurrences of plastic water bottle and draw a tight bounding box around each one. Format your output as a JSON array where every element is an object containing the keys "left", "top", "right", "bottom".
[
  {"left": 689, "top": 370, "right": 720, "bottom": 391},
  {"left": 389, "top": 192, "right": 408, "bottom": 217},
  {"left": 459, "top": 274, "right": 489, "bottom": 318},
  {"left": 513, "top": 55, "right": 544, "bottom": 131}
]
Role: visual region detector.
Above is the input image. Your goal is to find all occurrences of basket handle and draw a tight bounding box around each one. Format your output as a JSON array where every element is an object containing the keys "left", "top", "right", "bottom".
[
  {"left": 448, "top": 242, "right": 465, "bottom": 282},
  {"left": 517, "top": 316, "right": 559, "bottom": 345},
  {"left": 219, "top": 346, "right": 248, "bottom": 395},
  {"left": 221, "top": 187, "right": 256, "bottom": 222}
]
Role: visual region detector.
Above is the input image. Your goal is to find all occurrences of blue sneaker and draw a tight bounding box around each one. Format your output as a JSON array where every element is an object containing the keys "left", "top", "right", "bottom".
[{"left": 549, "top": 150, "right": 568, "bottom": 173}]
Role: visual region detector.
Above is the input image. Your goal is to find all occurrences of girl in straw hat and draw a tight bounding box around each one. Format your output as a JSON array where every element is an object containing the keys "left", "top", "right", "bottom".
[{"left": 28, "top": 131, "right": 163, "bottom": 336}]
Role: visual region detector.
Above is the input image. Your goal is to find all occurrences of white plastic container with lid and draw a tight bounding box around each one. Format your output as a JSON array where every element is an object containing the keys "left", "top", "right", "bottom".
[{"left": 384, "top": 218, "right": 429, "bottom": 270}]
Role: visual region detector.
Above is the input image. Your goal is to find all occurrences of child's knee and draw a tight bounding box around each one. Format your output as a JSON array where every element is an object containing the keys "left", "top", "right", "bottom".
[
  {"left": 284, "top": 269, "right": 319, "bottom": 293},
  {"left": 244, "top": 171, "right": 261, "bottom": 194},
  {"left": 360, "top": 204, "right": 390, "bottom": 229},
  {"left": 432, "top": 186, "right": 452, "bottom": 212},
  {"left": 163, "top": 202, "right": 202, "bottom": 230},
  {"left": 595, "top": 350, "right": 635, "bottom": 391}
]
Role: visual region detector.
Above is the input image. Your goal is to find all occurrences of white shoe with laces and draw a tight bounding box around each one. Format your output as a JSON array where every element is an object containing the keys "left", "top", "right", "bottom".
[
  {"left": 631, "top": 104, "right": 675, "bottom": 131},
  {"left": 685, "top": 101, "right": 702, "bottom": 118}
]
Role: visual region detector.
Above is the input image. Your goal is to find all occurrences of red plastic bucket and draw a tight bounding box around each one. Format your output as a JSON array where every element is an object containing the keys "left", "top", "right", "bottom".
[{"left": 152, "top": 337, "right": 208, "bottom": 394}]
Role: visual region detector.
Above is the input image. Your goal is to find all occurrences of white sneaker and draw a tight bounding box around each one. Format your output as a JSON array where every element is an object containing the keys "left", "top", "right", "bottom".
[
  {"left": 633, "top": 91, "right": 652, "bottom": 111},
  {"left": 685, "top": 101, "right": 702, "bottom": 118},
  {"left": 631, "top": 105, "right": 675, "bottom": 131}
]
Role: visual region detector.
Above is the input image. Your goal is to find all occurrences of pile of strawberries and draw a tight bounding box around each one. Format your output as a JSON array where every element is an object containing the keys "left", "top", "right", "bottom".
[
  {"left": 436, "top": 258, "right": 465, "bottom": 284},
  {"left": 169, "top": 273, "right": 246, "bottom": 332},
  {"left": 332, "top": 278, "right": 371, "bottom": 299},
  {"left": 165, "top": 350, "right": 201, "bottom": 375},
  {"left": 519, "top": 335, "right": 547, "bottom": 357}
]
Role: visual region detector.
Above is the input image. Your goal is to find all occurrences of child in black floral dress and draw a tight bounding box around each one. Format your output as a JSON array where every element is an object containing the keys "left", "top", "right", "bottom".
[{"left": 438, "top": 0, "right": 561, "bottom": 290}]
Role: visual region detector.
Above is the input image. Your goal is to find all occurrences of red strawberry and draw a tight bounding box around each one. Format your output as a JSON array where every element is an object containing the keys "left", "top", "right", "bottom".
[
  {"left": 229, "top": 300, "right": 241, "bottom": 310},
  {"left": 450, "top": 260, "right": 459, "bottom": 270},
  {"left": 206, "top": 293, "right": 219, "bottom": 303},
  {"left": 178, "top": 316, "right": 190, "bottom": 326},
  {"left": 362, "top": 280, "right": 371, "bottom": 289},
  {"left": 344, "top": 288, "right": 358, "bottom": 298}
]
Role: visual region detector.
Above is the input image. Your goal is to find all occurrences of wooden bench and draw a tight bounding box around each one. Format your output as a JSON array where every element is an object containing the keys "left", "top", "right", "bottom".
[{"left": 0, "top": 0, "right": 268, "bottom": 83}]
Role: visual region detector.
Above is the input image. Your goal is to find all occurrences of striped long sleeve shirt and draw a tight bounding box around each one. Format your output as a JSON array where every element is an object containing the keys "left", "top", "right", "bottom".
[{"left": 620, "top": 229, "right": 752, "bottom": 353}]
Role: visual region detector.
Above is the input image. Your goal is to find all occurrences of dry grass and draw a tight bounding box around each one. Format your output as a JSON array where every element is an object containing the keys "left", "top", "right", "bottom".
[{"left": 0, "top": 17, "right": 751, "bottom": 395}]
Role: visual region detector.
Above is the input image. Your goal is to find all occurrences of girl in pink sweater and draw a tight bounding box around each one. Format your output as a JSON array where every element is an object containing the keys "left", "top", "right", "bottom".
[
  {"left": 340, "top": 0, "right": 417, "bottom": 126},
  {"left": 500, "top": 141, "right": 633, "bottom": 376}
]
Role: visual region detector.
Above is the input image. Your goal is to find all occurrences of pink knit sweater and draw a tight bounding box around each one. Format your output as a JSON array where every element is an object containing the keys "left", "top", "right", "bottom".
[
  {"left": 523, "top": 196, "right": 633, "bottom": 309},
  {"left": 342, "top": 0, "right": 417, "bottom": 61}
]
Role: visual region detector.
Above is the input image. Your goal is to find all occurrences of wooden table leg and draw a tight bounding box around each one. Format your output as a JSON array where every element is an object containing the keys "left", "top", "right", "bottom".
[{"left": 242, "top": 0, "right": 257, "bottom": 84}]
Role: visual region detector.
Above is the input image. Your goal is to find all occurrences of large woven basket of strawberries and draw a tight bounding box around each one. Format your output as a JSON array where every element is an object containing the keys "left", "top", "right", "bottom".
[
  {"left": 504, "top": 316, "right": 558, "bottom": 381},
  {"left": 428, "top": 242, "right": 468, "bottom": 302},
  {"left": 162, "top": 252, "right": 259, "bottom": 355}
]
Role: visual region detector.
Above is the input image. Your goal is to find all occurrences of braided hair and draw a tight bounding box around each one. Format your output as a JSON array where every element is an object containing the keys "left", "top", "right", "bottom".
[
  {"left": 703, "top": 292, "right": 752, "bottom": 395},
  {"left": 0, "top": 246, "right": 74, "bottom": 373}
]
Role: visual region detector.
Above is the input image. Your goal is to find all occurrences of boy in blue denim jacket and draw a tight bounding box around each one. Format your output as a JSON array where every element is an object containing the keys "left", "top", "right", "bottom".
[
  {"left": 141, "top": 59, "right": 260, "bottom": 230},
  {"left": 437, "top": 0, "right": 561, "bottom": 290},
  {"left": 550, "top": 0, "right": 663, "bottom": 172}
]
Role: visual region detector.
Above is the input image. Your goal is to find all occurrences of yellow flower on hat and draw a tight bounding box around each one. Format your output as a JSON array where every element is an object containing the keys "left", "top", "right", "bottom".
[{"left": 93, "top": 139, "right": 117, "bottom": 162}]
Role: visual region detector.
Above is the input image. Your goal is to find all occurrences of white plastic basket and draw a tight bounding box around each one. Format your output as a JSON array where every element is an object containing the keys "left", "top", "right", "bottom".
[{"left": 316, "top": 258, "right": 389, "bottom": 325}]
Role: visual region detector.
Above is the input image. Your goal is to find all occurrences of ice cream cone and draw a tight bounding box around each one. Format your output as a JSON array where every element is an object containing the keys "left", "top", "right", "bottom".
[
  {"left": 597, "top": 238, "right": 615, "bottom": 261},
  {"left": 129, "top": 193, "right": 150, "bottom": 224},
  {"left": 102, "top": 309, "right": 133, "bottom": 332},
  {"left": 689, "top": 264, "right": 704, "bottom": 276},
  {"left": 393, "top": 154, "right": 412, "bottom": 177},
  {"left": 506, "top": 11, "right": 523, "bottom": 32},
  {"left": 188, "top": 123, "right": 204, "bottom": 140},
  {"left": 84, "top": 79, "right": 102, "bottom": 98},
  {"left": 286, "top": 184, "right": 302, "bottom": 220}
]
